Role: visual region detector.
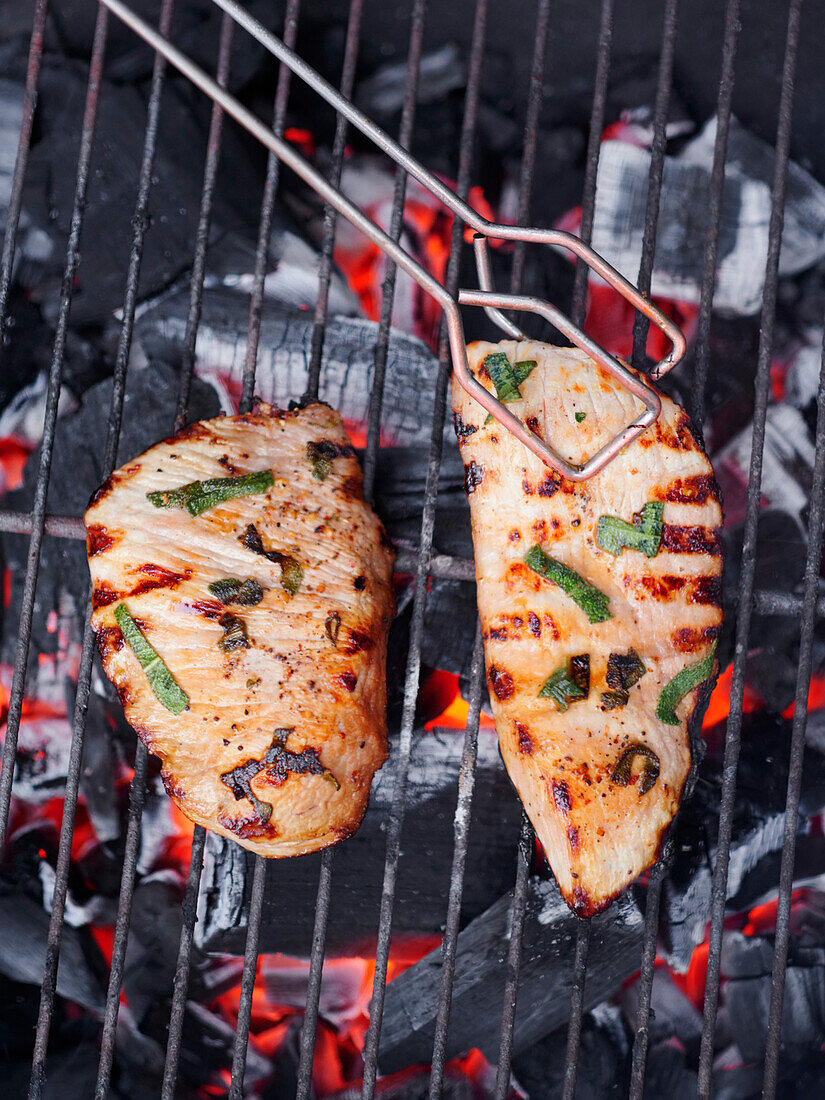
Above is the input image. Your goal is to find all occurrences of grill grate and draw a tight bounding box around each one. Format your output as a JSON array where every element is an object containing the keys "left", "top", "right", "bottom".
[{"left": 0, "top": 1, "right": 822, "bottom": 1098}]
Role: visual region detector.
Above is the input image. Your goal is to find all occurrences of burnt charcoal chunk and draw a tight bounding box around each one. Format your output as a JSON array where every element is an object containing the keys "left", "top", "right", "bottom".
[
  {"left": 512, "top": 1004, "right": 629, "bottom": 1100},
  {"left": 376, "top": 876, "right": 644, "bottom": 1069}
]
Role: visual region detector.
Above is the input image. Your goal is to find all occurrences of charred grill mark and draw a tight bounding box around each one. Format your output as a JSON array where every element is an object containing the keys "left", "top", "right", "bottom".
[
  {"left": 464, "top": 461, "right": 485, "bottom": 494},
  {"left": 488, "top": 665, "right": 514, "bottom": 700},
  {"left": 129, "top": 563, "right": 191, "bottom": 597},
  {"left": 354, "top": 575, "right": 367, "bottom": 591},
  {"left": 453, "top": 412, "right": 478, "bottom": 443},
  {"left": 189, "top": 598, "right": 225, "bottom": 621},
  {"left": 341, "top": 629, "right": 374, "bottom": 654},
  {"left": 662, "top": 474, "right": 717, "bottom": 504},
  {"left": 525, "top": 416, "right": 543, "bottom": 439},
  {"left": 86, "top": 524, "right": 116, "bottom": 557},
  {"left": 528, "top": 611, "right": 541, "bottom": 637},
  {"left": 515, "top": 722, "right": 534, "bottom": 755},
  {"left": 95, "top": 625, "right": 124, "bottom": 657},
  {"left": 507, "top": 562, "right": 542, "bottom": 591},
  {"left": 92, "top": 584, "right": 120, "bottom": 609},
  {"left": 509, "top": 529, "right": 521, "bottom": 542},
  {"left": 552, "top": 778, "right": 571, "bottom": 816},
  {"left": 217, "top": 809, "right": 279, "bottom": 840},
  {"left": 567, "top": 825, "right": 580, "bottom": 852},
  {"left": 532, "top": 519, "right": 548, "bottom": 542},
  {"left": 339, "top": 475, "right": 362, "bottom": 499},
  {"left": 636, "top": 574, "right": 689, "bottom": 599},
  {"left": 337, "top": 671, "right": 358, "bottom": 692},
  {"left": 522, "top": 478, "right": 533, "bottom": 495},
  {"left": 672, "top": 625, "right": 721, "bottom": 652},
  {"left": 484, "top": 615, "right": 525, "bottom": 643},
  {"left": 543, "top": 614, "right": 561, "bottom": 640},
  {"left": 690, "top": 575, "right": 723, "bottom": 605},
  {"left": 661, "top": 525, "right": 722, "bottom": 555}
]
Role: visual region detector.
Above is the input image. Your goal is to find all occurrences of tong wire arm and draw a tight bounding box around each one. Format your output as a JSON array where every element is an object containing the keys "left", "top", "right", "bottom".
[{"left": 100, "top": 0, "right": 685, "bottom": 481}]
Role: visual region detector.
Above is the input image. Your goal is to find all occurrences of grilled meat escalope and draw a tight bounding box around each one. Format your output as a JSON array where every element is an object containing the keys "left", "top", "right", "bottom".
[
  {"left": 452, "top": 341, "right": 723, "bottom": 915},
  {"left": 85, "top": 402, "right": 395, "bottom": 857}
]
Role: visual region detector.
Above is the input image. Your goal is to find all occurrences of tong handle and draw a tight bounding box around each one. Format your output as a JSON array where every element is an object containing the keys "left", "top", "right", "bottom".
[{"left": 100, "top": 0, "right": 686, "bottom": 482}]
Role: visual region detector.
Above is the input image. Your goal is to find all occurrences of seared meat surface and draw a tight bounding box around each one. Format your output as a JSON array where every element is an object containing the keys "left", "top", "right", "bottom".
[
  {"left": 85, "top": 402, "right": 395, "bottom": 857},
  {"left": 452, "top": 342, "right": 722, "bottom": 915}
]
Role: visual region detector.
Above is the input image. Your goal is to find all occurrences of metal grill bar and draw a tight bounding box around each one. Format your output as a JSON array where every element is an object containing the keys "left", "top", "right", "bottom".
[
  {"left": 303, "top": 0, "right": 365, "bottom": 404},
  {"left": 1, "top": 5, "right": 109, "bottom": 1091},
  {"left": 160, "top": 14, "right": 243, "bottom": 1089},
  {"left": 488, "top": 0, "right": 553, "bottom": 1078},
  {"left": 0, "top": 5, "right": 109, "bottom": 854},
  {"left": 33, "top": 1, "right": 180, "bottom": 1089},
  {"left": 162, "top": 823, "right": 208, "bottom": 1098},
  {"left": 507, "top": 0, "right": 550, "bottom": 299},
  {"left": 361, "top": 0, "right": 430, "bottom": 504},
  {"left": 229, "top": 853, "right": 268, "bottom": 1099},
  {"left": 174, "top": 10, "right": 235, "bottom": 425},
  {"left": 359, "top": 2, "right": 487, "bottom": 1089},
  {"left": 0, "top": 0, "right": 47, "bottom": 345},
  {"left": 493, "top": 814, "right": 532, "bottom": 1100},
  {"left": 630, "top": 0, "right": 679, "bottom": 370},
  {"left": 239, "top": 0, "right": 301, "bottom": 413},
  {"left": 561, "top": 920, "right": 591, "bottom": 1100},
  {"left": 570, "top": 0, "right": 615, "bottom": 329},
  {"left": 229, "top": 0, "right": 305, "bottom": 1087},
  {"left": 762, "top": 315, "right": 825, "bottom": 1096},
  {"left": 293, "top": 0, "right": 368, "bottom": 1084},
  {"left": 689, "top": 0, "right": 742, "bottom": 434},
  {"left": 428, "top": 628, "right": 486, "bottom": 1097},
  {"left": 628, "top": 854, "right": 667, "bottom": 1100},
  {"left": 697, "top": 1, "right": 805, "bottom": 1094}
]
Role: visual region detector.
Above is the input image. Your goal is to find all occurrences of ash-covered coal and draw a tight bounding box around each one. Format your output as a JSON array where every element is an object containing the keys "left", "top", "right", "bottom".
[
  {"left": 661, "top": 710, "right": 825, "bottom": 971},
  {"left": 131, "top": 286, "right": 443, "bottom": 445}
]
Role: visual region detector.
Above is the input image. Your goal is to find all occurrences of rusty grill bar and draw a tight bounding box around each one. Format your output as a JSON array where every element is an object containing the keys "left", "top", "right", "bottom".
[{"left": 0, "top": 1, "right": 822, "bottom": 1098}]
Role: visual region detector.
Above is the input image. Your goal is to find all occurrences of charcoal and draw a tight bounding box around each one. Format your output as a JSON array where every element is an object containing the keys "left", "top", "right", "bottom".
[
  {"left": 377, "top": 877, "right": 644, "bottom": 1071},
  {"left": 719, "top": 930, "right": 825, "bottom": 1064},
  {"left": 511, "top": 1003, "right": 628, "bottom": 1100},
  {"left": 195, "top": 724, "right": 523, "bottom": 956},
  {"left": 76, "top": 683, "right": 121, "bottom": 845},
  {"left": 132, "top": 287, "right": 444, "bottom": 447},
  {"left": 720, "top": 511, "right": 808, "bottom": 693},
  {"left": 715, "top": 410, "right": 815, "bottom": 531},
  {"left": 621, "top": 969, "right": 703, "bottom": 1055},
  {"left": 355, "top": 44, "right": 467, "bottom": 118},
  {"left": 589, "top": 115, "right": 825, "bottom": 316},
  {"left": 175, "top": 1001, "right": 270, "bottom": 1089},
  {"left": 0, "top": 881, "right": 105, "bottom": 1011},
  {"left": 331, "top": 1073, "right": 476, "bottom": 1100},
  {"left": 7, "top": 55, "right": 259, "bottom": 327},
  {"left": 1, "top": 361, "right": 220, "bottom": 702},
  {"left": 661, "top": 711, "right": 825, "bottom": 970},
  {"left": 48, "top": 0, "right": 280, "bottom": 90},
  {"left": 421, "top": 579, "right": 478, "bottom": 681},
  {"left": 371, "top": 444, "right": 472, "bottom": 558},
  {"left": 122, "top": 870, "right": 189, "bottom": 1029},
  {"left": 641, "top": 1042, "right": 698, "bottom": 1100},
  {"left": 3, "top": 1023, "right": 104, "bottom": 1100}
]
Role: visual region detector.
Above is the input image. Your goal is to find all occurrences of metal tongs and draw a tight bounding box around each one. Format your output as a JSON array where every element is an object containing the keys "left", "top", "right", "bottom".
[{"left": 100, "top": 0, "right": 686, "bottom": 482}]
